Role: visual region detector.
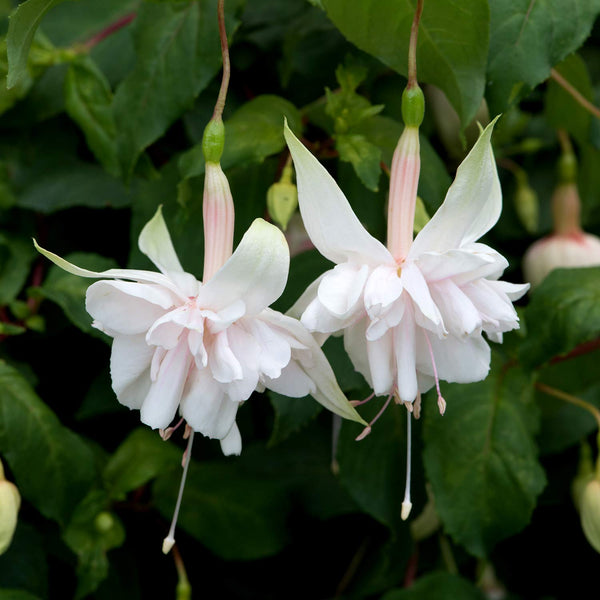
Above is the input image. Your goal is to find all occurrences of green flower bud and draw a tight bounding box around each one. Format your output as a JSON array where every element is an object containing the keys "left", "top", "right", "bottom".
[
  {"left": 202, "top": 119, "right": 225, "bottom": 164},
  {"left": 558, "top": 151, "right": 577, "bottom": 184},
  {"left": 267, "top": 164, "right": 298, "bottom": 231},
  {"left": 402, "top": 85, "right": 425, "bottom": 128},
  {"left": 581, "top": 479, "right": 600, "bottom": 553},
  {"left": 0, "top": 461, "right": 20, "bottom": 555},
  {"left": 514, "top": 179, "right": 539, "bottom": 234},
  {"left": 94, "top": 511, "right": 116, "bottom": 534}
]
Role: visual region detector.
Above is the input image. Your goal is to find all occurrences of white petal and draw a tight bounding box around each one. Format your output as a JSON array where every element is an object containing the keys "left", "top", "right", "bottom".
[
  {"left": 140, "top": 339, "right": 192, "bottom": 429},
  {"left": 145, "top": 306, "right": 189, "bottom": 349},
  {"left": 180, "top": 367, "right": 238, "bottom": 439},
  {"left": 318, "top": 263, "right": 369, "bottom": 317},
  {"left": 301, "top": 296, "right": 349, "bottom": 334},
  {"left": 243, "top": 319, "right": 291, "bottom": 379},
  {"left": 284, "top": 121, "right": 392, "bottom": 266},
  {"left": 490, "top": 279, "right": 530, "bottom": 301},
  {"left": 410, "top": 117, "right": 501, "bottom": 255},
  {"left": 110, "top": 334, "right": 154, "bottom": 409},
  {"left": 393, "top": 310, "right": 418, "bottom": 403},
  {"left": 220, "top": 422, "right": 242, "bottom": 456},
  {"left": 138, "top": 206, "right": 185, "bottom": 275},
  {"left": 262, "top": 359, "right": 315, "bottom": 397},
  {"left": 366, "top": 329, "right": 395, "bottom": 395},
  {"left": 198, "top": 219, "right": 289, "bottom": 315},
  {"left": 344, "top": 319, "right": 372, "bottom": 388},
  {"left": 86, "top": 280, "right": 175, "bottom": 335},
  {"left": 34, "top": 240, "right": 189, "bottom": 300},
  {"left": 429, "top": 279, "right": 481, "bottom": 337},
  {"left": 364, "top": 265, "right": 404, "bottom": 312},
  {"left": 260, "top": 309, "right": 367, "bottom": 425},
  {"left": 209, "top": 329, "right": 243, "bottom": 383},
  {"left": 287, "top": 273, "right": 325, "bottom": 319},
  {"left": 225, "top": 324, "right": 261, "bottom": 401},
  {"left": 401, "top": 263, "right": 445, "bottom": 336},
  {"left": 422, "top": 332, "right": 491, "bottom": 384}
]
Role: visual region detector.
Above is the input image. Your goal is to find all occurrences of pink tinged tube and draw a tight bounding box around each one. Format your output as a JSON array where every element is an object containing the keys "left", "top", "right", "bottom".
[
  {"left": 387, "top": 126, "right": 421, "bottom": 262},
  {"left": 203, "top": 162, "right": 235, "bottom": 281}
]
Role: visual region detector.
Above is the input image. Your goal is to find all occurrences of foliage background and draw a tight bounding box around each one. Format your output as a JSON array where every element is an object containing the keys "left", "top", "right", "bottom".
[{"left": 1, "top": 0, "right": 600, "bottom": 598}]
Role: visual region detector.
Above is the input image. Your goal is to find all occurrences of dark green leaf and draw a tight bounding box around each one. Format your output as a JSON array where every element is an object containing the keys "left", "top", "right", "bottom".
[
  {"left": 382, "top": 572, "right": 485, "bottom": 600},
  {"left": 322, "top": 0, "right": 489, "bottom": 125},
  {"left": 545, "top": 54, "right": 593, "bottom": 144},
  {"left": 520, "top": 267, "right": 600, "bottom": 368},
  {"left": 336, "top": 133, "right": 381, "bottom": 191},
  {"left": 103, "top": 428, "right": 181, "bottom": 499},
  {"left": 487, "top": 0, "right": 600, "bottom": 114},
  {"left": 337, "top": 400, "right": 408, "bottom": 532},
  {"left": 38, "top": 252, "right": 117, "bottom": 336},
  {"left": 268, "top": 391, "right": 322, "bottom": 446},
  {"left": 64, "top": 56, "right": 120, "bottom": 176},
  {"left": 0, "top": 234, "right": 37, "bottom": 305},
  {"left": 0, "top": 591, "right": 43, "bottom": 600},
  {"left": 6, "top": 0, "right": 71, "bottom": 89},
  {"left": 423, "top": 354, "right": 546, "bottom": 557},
  {"left": 112, "top": 0, "right": 241, "bottom": 175},
  {"left": 0, "top": 361, "right": 98, "bottom": 526}
]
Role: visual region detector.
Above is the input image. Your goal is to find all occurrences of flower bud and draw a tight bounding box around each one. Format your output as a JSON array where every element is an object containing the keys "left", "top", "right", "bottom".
[
  {"left": 523, "top": 183, "right": 600, "bottom": 289},
  {"left": 0, "top": 461, "right": 20, "bottom": 555},
  {"left": 514, "top": 179, "right": 539, "bottom": 235},
  {"left": 580, "top": 479, "right": 600, "bottom": 553},
  {"left": 402, "top": 85, "right": 425, "bottom": 128},
  {"left": 267, "top": 163, "right": 298, "bottom": 231},
  {"left": 202, "top": 119, "right": 225, "bottom": 164}
]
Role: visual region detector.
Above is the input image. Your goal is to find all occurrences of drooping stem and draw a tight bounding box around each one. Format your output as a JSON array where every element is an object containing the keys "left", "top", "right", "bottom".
[
  {"left": 173, "top": 545, "right": 192, "bottom": 600},
  {"left": 536, "top": 382, "right": 600, "bottom": 430},
  {"left": 550, "top": 68, "right": 600, "bottom": 121},
  {"left": 212, "top": 0, "right": 230, "bottom": 121},
  {"left": 407, "top": 0, "right": 424, "bottom": 88}
]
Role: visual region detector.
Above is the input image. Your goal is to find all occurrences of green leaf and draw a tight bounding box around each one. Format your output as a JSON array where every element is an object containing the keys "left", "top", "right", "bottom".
[
  {"left": 382, "top": 572, "right": 485, "bottom": 600},
  {"left": 103, "top": 428, "right": 181, "bottom": 499},
  {"left": 6, "top": 0, "right": 71, "bottom": 89},
  {"left": 487, "top": 0, "right": 600, "bottom": 114},
  {"left": 64, "top": 56, "right": 120, "bottom": 177},
  {"left": 0, "top": 591, "right": 43, "bottom": 600},
  {"left": 336, "top": 133, "right": 381, "bottom": 191},
  {"left": 337, "top": 400, "right": 409, "bottom": 532},
  {"left": 63, "top": 490, "right": 126, "bottom": 599},
  {"left": 520, "top": 267, "right": 600, "bottom": 368},
  {"left": 179, "top": 94, "right": 302, "bottom": 179},
  {"left": 0, "top": 234, "right": 37, "bottom": 306},
  {"left": 154, "top": 455, "right": 292, "bottom": 560},
  {"left": 0, "top": 361, "right": 98, "bottom": 526},
  {"left": 268, "top": 391, "right": 322, "bottom": 446},
  {"left": 322, "top": 0, "right": 489, "bottom": 125},
  {"left": 112, "top": 0, "right": 242, "bottom": 175},
  {"left": 423, "top": 354, "right": 546, "bottom": 557},
  {"left": 545, "top": 54, "right": 593, "bottom": 144},
  {"left": 38, "top": 252, "right": 118, "bottom": 336}
]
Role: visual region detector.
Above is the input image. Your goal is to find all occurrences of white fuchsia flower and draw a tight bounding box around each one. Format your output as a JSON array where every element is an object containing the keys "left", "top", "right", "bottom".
[
  {"left": 34, "top": 207, "right": 365, "bottom": 456},
  {"left": 284, "top": 118, "right": 528, "bottom": 416}
]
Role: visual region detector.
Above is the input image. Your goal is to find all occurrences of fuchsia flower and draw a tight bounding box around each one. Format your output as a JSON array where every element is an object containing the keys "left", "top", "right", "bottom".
[
  {"left": 284, "top": 118, "right": 529, "bottom": 415},
  {"left": 35, "top": 202, "right": 365, "bottom": 456}
]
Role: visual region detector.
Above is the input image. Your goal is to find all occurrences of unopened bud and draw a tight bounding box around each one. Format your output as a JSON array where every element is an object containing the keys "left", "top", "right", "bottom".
[
  {"left": 580, "top": 479, "right": 600, "bottom": 553},
  {"left": 402, "top": 85, "right": 425, "bottom": 128},
  {"left": 267, "top": 164, "right": 298, "bottom": 231},
  {"left": 94, "top": 511, "right": 116, "bottom": 534},
  {"left": 0, "top": 461, "right": 20, "bottom": 555},
  {"left": 202, "top": 119, "right": 225, "bottom": 164},
  {"left": 514, "top": 180, "right": 539, "bottom": 234}
]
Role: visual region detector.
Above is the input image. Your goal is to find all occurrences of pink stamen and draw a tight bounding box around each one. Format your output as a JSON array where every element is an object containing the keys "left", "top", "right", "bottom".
[
  {"left": 160, "top": 418, "right": 185, "bottom": 441},
  {"left": 423, "top": 332, "right": 447, "bottom": 415},
  {"left": 355, "top": 393, "right": 393, "bottom": 441},
  {"left": 350, "top": 391, "right": 376, "bottom": 407}
]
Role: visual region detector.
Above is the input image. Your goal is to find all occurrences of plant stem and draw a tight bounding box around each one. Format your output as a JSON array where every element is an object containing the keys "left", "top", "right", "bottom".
[
  {"left": 212, "top": 0, "right": 230, "bottom": 121},
  {"left": 407, "top": 0, "right": 424, "bottom": 88},
  {"left": 83, "top": 12, "right": 137, "bottom": 50},
  {"left": 173, "top": 545, "right": 192, "bottom": 600},
  {"left": 550, "top": 68, "right": 600, "bottom": 121},
  {"left": 536, "top": 382, "right": 600, "bottom": 430}
]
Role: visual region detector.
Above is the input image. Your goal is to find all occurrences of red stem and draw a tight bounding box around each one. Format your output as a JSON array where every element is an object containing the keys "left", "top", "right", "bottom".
[{"left": 83, "top": 12, "right": 137, "bottom": 50}]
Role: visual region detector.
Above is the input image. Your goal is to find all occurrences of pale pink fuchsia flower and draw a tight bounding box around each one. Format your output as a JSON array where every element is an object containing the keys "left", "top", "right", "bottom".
[
  {"left": 523, "top": 181, "right": 600, "bottom": 289},
  {"left": 284, "top": 119, "right": 528, "bottom": 413},
  {"left": 35, "top": 205, "right": 365, "bottom": 457}
]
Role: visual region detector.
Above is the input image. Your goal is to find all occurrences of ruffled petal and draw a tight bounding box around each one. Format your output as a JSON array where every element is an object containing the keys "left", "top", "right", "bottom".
[
  {"left": 344, "top": 319, "right": 372, "bottom": 388},
  {"left": 262, "top": 359, "right": 315, "bottom": 397},
  {"left": 301, "top": 296, "right": 349, "bottom": 334},
  {"left": 286, "top": 273, "right": 324, "bottom": 319},
  {"left": 366, "top": 328, "right": 395, "bottom": 395},
  {"left": 393, "top": 309, "right": 418, "bottom": 403},
  {"left": 429, "top": 279, "right": 481, "bottom": 337},
  {"left": 180, "top": 367, "right": 238, "bottom": 439},
  {"left": 209, "top": 329, "right": 244, "bottom": 383},
  {"left": 318, "top": 263, "right": 369, "bottom": 317},
  {"left": 364, "top": 265, "right": 404, "bottom": 312},
  {"left": 198, "top": 218, "right": 289, "bottom": 316},
  {"left": 260, "top": 309, "right": 367, "bottom": 425},
  {"left": 225, "top": 324, "right": 261, "bottom": 401},
  {"left": 284, "top": 121, "right": 392, "bottom": 266},
  {"left": 86, "top": 280, "right": 175, "bottom": 335},
  {"left": 409, "top": 117, "right": 501, "bottom": 255},
  {"left": 110, "top": 334, "right": 154, "bottom": 409},
  {"left": 243, "top": 318, "right": 291, "bottom": 379},
  {"left": 401, "top": 263, "right": 445, "bottom": 336},
  {"left": 140, "top": 339, "right": 193, "bottom": 429}
]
